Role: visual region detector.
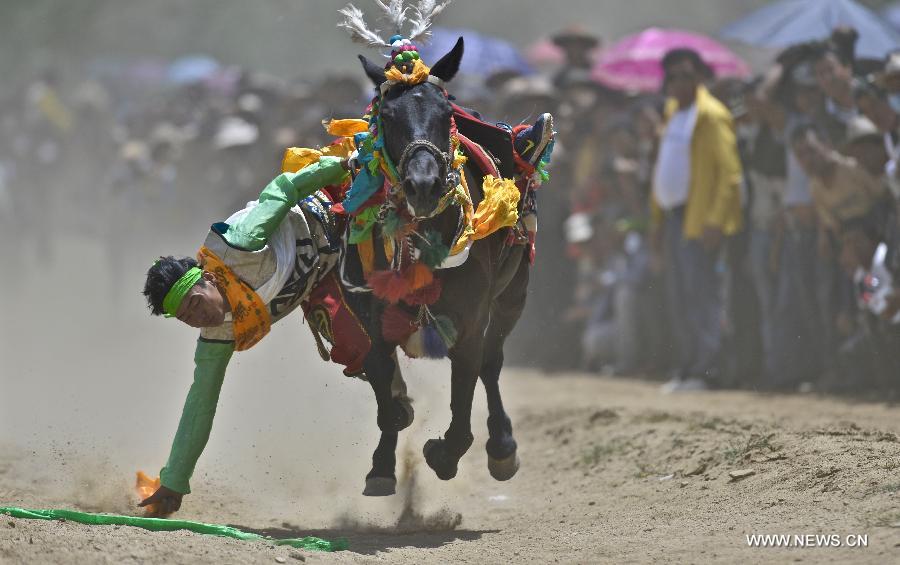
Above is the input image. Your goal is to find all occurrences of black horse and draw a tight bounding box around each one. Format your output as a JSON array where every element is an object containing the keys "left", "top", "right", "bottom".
[{"left": 346, "top": 37, "right": 534, "bottom": 495}]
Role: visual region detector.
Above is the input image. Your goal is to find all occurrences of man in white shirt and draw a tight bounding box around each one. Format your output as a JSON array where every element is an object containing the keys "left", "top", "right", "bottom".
[
  {"left": 651, "top": 48, "right": 743, "bottom": 393},
  {"left": 653, "top": 104, "right": 697, "bottom": 210}
]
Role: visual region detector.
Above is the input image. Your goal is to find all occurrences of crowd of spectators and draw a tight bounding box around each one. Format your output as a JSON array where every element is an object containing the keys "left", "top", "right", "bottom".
[
  {"left": 3, "top": 24, "right": 900, "bottom": 396},
  {"left": 512, "top": 26, "right": 900, "bottom": 396}
]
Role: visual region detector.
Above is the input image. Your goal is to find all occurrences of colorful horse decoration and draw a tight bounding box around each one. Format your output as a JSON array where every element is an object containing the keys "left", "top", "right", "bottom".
[{"left": 284, "top": 0, "right": 555, "bottom": 495}]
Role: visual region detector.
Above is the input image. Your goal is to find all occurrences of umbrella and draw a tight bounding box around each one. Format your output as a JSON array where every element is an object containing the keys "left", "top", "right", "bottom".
[
  {"left": 526, "top": 38, "right": 566, "bottom": 66},
  {"left": 884, "top": 2, "right": 900, "bottom": 32},
  {"left": 592, "top": 28, "right": 750, "bottom": 93},
  {"left": 167, "top": 55, "right": 221, "bottom": 85},
  {"left": 721, "top": 0, "right": 900, "bottom": 60},
  {"left": 418, "top": 27, "right": 533, "bottom": 77},
  {"left": 525, "top": 37, "right": 603, "bottom": 67}
]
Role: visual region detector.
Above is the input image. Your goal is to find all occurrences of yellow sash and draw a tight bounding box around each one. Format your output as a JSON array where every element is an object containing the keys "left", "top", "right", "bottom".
[
  {"left": 451, "top": 175, "right": 520, "bottom": 255},
  {"left": 197, "top": 246, "right": 272, "bottom": 351}
]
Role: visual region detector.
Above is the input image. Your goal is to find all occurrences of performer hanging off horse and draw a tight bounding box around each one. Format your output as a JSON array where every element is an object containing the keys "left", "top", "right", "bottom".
[{"left": 138, "top": 0, "right": 556, "bottom": 514}]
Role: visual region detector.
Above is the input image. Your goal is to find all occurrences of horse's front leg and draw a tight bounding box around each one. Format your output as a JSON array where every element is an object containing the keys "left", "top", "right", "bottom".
[
  {"left": 424, "top": 330, "right": 484, "bottom": 480},
  {"left": 363, "top": 346, "right": 413, "bottom": 496}
]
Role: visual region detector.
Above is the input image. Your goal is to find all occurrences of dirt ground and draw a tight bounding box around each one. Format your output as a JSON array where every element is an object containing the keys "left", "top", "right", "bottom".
[
  {"left": 4, "top": 367, "right": 900, "bottom": 564},
  {"left": 3, "top": 236, "right": 900, "bottom": 565}
]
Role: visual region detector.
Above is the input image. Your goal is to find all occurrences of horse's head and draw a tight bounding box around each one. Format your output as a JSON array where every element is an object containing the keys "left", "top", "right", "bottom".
[{"left": 358, "top": 37, "right": 464, "bottom": 218}]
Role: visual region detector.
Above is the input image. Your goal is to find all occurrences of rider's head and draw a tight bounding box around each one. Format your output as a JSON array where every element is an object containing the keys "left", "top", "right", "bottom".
[{"left": 143, "top": 256, "right": 229, "bottom": 328}]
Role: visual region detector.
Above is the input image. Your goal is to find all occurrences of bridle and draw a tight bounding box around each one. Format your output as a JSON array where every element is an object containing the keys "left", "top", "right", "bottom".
[
  {"left": 395, "top": 138, "right": 461, "bottom": 213},
  {"left": 377, "top": 76, "right": 463, "bottom": 219}
]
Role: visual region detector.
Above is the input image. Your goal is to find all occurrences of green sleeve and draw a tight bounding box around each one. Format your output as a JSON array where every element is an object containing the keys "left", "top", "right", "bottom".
[
  {"left": 223, "top": 156, "right": 348, "bottom": 251},
  {"left": 159, "top": 339, "right": 235, "bottom": 494}
]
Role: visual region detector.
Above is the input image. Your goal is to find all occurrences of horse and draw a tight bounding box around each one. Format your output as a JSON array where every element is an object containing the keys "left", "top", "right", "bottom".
[{"left": 341, "top": 37, "right": 536, "bottom": 496}]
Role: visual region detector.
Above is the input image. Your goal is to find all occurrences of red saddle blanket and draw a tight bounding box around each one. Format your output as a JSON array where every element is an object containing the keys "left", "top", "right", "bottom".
[
  {"left": 302, "top": 272, "right": 371, "bottom": 377},
  {"left": 452, "top": 104, "right": 515, "bottom": 179}
]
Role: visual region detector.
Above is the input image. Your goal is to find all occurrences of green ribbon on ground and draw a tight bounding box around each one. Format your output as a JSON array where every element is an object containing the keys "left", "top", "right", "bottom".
[{"left": 0, "top": 507, "right": 347, "bottom": 552}]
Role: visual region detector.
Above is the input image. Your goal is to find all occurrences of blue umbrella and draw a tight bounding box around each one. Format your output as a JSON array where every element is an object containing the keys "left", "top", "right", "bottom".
[
  {"left": 884, "top": 2, "right": 900, "bottom": 32},
  {"left": 720, "top": 0, "right": 900, "bottom": 60},
  {"left": 167, "top": 55, "right": 221, "bottom": 85},
  {"left": 418, "top": 27, "right": 534, "bottom": 77}
]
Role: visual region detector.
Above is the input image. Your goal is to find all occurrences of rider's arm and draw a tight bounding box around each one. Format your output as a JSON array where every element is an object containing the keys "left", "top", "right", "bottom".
[
  {"left": 158, "top": 338, "right": 234, "bottom": 494},
  {"left": 223, "top": 156, "right": 348, "bottom": 251}
]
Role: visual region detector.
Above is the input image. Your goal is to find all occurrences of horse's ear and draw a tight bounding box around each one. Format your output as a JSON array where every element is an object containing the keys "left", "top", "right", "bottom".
[
  {"left": 358, "top": 55, "right": 387, "bottom": 88},
  {"left": 429, "top": 36, "right": 464, "bottom": 83}
]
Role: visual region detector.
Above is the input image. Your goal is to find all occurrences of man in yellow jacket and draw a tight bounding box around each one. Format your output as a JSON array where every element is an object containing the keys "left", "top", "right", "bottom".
[{"left": 651, "top": 48, "right": 743, "bottom": 392}]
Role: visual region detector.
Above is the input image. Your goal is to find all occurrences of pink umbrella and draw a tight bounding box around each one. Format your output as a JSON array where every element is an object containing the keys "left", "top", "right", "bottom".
[
  {"left": 526, "top": 39, "right": 566, "bottom": 66},
  {"left": 527, "top": 38, "right": 601, "bottom": 67},
  {"left": 592, "top": 28, "right": 751, "bottom": 93}
]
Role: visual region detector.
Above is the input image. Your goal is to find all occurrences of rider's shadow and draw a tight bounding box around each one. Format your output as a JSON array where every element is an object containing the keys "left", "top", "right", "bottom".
[{"left": 229, "top": 523, "right": 498, "bottom": 555}]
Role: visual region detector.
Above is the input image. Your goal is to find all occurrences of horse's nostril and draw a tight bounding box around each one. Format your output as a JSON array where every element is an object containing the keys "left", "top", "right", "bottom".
[{"left": 404, "top": 174, "right": 441, "bottom": 197}]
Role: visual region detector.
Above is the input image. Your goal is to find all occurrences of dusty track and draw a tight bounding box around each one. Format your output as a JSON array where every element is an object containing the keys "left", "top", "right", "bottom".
[
  {"left": 3, "top": 239, "right": 900, "bottom": 564},
  {"left": 4, "top": 368, "right": 900, "bottom": 564}
]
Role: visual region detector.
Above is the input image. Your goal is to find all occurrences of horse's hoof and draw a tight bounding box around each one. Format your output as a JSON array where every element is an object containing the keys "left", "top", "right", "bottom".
[
  {"left": 423, "top": 439, "right": 458, "bottom": 481},
  {"left": 488, "top": 451, "right": 520, "bottom": 481},
  {"left": 362, "top": 476, "right": 397, "bottom": 497}
]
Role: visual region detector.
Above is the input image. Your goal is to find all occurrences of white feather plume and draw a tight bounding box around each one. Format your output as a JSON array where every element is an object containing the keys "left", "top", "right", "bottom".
[
  {"left": 337, "top": 4, "right": 389, "bottom": 47},
  {"left": 408, "top": 0, "right": 452, "bottom": 43},
  {"left": 374, "top": 0, "right": 407, "bottom": 35}
]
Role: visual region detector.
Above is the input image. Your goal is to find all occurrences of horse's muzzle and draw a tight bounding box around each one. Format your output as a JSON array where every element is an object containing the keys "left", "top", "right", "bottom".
[{"left": 402, "top": 152, "right": 444, "bottom": 218}]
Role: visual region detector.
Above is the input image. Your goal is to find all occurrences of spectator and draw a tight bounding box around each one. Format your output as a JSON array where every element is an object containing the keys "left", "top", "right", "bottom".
[
  {"left": 737, "top": 80, "right": 787, "bottom": 384},
  {"left": 813, "top": 28, "right": 860, "bottom": 125},
  {"left": 855, "top": 77, "right": 900, "bottom": 199},
  {"left": 550, "top": 25, "right": 600, "bottom": 89},
  {"left": 790, "top": 122, "right": 887, "bottom": 236},
  {"left": 790, "top": 120, "right": 889, "bottom": 391},
  {"left": 650, "top": 48, "right": 743, "bottom": 392}
]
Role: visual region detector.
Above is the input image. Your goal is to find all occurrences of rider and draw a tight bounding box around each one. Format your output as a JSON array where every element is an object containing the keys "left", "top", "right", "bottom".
[{"left": 137, "top": 155, "right": 351, "bottom": 514}]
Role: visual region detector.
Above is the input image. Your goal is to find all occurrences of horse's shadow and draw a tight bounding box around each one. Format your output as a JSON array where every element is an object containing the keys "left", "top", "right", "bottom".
[{"left": 230, "top": 523, "right": 499, "bottom": 555}]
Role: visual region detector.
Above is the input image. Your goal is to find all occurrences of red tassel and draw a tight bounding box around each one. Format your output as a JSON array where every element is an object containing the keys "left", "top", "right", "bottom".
[
  {"left": 381, "top": 306, "right": 418, "bottom": 344},
  {"left": 368, "top": 270, "right": 412, "bottom": 304},
  {"left": 404, "top": 278, "right": 443, "bottom": 306}
]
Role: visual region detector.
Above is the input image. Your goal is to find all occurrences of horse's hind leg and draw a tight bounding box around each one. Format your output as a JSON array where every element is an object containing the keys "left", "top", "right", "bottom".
[
  {"left": 482, "top": 320, "right": 520, "bottom": 481},
  {"left": 481, "top": 259, "right": 529, "bottom": 481}
]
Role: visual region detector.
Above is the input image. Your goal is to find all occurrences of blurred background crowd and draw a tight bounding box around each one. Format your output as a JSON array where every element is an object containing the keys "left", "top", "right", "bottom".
[{"left": 6, "top": 0, "right": 900, "bottom": 396}]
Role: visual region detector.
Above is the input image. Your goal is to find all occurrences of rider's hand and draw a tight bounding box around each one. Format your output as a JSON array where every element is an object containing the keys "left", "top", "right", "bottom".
[{"left": 138, "top": 485, "right": 184, "bottom": 516}]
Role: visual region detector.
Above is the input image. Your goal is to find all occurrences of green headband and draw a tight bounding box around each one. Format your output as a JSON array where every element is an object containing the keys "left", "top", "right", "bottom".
[{"left": 162, "top": 267, "right": 203, "bottom": 318}]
